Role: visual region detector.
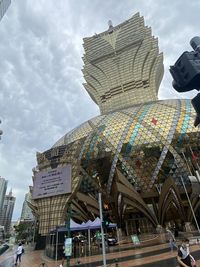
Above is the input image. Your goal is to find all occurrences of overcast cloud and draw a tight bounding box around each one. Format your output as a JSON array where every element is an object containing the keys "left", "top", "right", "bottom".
[{"left": 0, "top": 0, "right": 199, "bottom": 220}]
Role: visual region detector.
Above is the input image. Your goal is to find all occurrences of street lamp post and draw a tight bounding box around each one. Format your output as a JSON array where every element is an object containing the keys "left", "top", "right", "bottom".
[{"left": 93, "top": 172, "right": 107, "bottom": 267}]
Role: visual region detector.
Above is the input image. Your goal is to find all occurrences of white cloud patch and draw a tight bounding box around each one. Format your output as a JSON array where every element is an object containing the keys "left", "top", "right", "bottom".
[{"left": 0, "top": 0, "right": 199, "bottom": 220}]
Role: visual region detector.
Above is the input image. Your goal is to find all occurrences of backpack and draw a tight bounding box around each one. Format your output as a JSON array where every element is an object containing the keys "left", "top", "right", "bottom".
[{"left": 22, "top": 248, "right": 25, "bottom": 254}]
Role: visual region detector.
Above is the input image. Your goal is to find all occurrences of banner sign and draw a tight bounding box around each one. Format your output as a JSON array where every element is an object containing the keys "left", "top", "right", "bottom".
[
  {"left": 131, "top": 235, "right": 140, "bottom": 245},
  {"left": 64, "top": 238, "right": 72, "bottom": 256},
  {"left": 32, "top": 165, "right": 71, "bottom": 199}
]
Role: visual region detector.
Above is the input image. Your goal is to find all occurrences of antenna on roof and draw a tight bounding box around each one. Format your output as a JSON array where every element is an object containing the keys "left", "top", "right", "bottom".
[
  {"left": 108, "top": 20, "right": 113, "bottom": 34},
  {"left": 108, "top": 20, "right": 113, "bottom": 27}
]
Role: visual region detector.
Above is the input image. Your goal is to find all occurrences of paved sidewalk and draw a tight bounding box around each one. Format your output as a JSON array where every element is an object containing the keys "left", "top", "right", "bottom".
[
  {"left": 0, "top": 242, "right": 200, "bottom": 267},
  {"left": 0, "top": 245, "right": 61, "bottom": 267}
]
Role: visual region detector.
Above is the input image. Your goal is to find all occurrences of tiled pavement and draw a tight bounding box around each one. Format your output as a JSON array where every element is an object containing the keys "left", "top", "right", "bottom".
[{"left": 0, "top": 242, "right": 200, "bottom": 267}]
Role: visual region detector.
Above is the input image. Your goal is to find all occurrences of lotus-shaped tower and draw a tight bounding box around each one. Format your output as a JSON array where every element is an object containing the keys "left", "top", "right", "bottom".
[{"left": 31, "top": 13, "right": 200, "bottom": 236}]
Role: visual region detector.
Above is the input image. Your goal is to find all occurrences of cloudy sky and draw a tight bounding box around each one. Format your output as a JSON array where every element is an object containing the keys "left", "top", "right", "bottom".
[{"left": 0, "top": 0, "right": 199, "bottom": 221}]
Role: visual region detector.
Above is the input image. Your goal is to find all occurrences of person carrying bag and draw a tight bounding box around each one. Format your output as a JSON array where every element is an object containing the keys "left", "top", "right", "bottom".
[{"left": 177, "top": 239, "right": 196, "bottom": 267}]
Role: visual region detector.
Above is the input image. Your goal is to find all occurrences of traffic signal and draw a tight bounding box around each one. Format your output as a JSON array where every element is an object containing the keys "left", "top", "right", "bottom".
[
  {"left": 102, "top": 211, "right": 111, "bottom": 228},
  {"left": 169, "top": 36, "right": 200, "bottom": 126}
]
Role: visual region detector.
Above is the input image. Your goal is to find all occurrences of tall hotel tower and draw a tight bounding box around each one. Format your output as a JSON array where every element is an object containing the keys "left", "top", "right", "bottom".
[
  {"left": 0, "top": 190, "right": 15, "bottom": 235},
  {"left": 21, "top": 192, "right": 34, "bottom": 221},
  {"left": 0, "top": 177, "right": 7, "bottom": 212}
]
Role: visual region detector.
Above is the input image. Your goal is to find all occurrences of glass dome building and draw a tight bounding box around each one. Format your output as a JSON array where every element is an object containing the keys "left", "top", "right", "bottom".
[{"left": 31, "top": 13, "right": 200, "bottom": 236}]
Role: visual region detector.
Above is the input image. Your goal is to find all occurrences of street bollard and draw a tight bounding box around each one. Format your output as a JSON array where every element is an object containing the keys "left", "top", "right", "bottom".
[{"left": 115, "top": 259, "right": 119, "bottom": 267}]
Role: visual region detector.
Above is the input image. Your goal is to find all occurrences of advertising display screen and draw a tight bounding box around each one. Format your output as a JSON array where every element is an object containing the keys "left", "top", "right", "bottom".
[{"left": 32, "top": 165, "right": 71, "bottom": 199}]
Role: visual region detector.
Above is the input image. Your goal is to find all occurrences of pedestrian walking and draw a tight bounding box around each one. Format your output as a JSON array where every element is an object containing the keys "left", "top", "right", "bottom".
[
  {"left": 15, "top": 242, "right": 24, "bottom": 265},
  {"left": 166, "top": 228, "right": 177, "bottom": 251},
  {"left": 177, "top": 239, "right": 196, "bottom": 267},
  {"left": 169, "top": 237, "right": 177, "bottom": 251}
]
